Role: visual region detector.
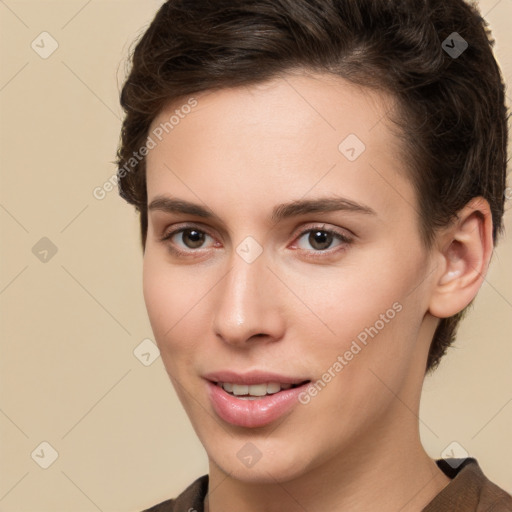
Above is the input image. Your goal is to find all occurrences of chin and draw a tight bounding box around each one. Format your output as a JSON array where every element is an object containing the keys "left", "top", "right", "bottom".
[{"left": 206, "top": 437, "right": 318, "bottom": 484}]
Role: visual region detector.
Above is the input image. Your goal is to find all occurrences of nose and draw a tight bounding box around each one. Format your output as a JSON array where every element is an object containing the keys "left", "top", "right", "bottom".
[{"left": 212, "top": 252, "right": 286, "bottom": 348}]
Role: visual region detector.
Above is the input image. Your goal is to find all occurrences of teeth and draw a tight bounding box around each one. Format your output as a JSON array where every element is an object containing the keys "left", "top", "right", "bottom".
[
  {"left": 266, "top": 382, "right": 281, "bottom": 394},
  {"left": 232, "top": 384, "right": 249, "bottom": 395},
  {"left": 246, "top": 383, "right": 267, "bottom": 396},
  {"left": 220, "top": 382, "right": 297, "bottom": 396}
]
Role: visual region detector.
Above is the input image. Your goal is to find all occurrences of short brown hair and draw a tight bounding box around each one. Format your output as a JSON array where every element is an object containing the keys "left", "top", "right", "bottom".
[{"left": 116, "top": 0, "right": 509, "bottom": 372}]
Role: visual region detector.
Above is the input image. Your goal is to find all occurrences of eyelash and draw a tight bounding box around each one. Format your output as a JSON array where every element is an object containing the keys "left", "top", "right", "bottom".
[{"left": 159, "top": 223, "right": 353, "bottom": 259}]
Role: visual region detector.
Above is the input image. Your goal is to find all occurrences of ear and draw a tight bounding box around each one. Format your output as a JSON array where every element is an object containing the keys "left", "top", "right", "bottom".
[{"left": 428, "top": 197, "right": 494, "bottom": 319}]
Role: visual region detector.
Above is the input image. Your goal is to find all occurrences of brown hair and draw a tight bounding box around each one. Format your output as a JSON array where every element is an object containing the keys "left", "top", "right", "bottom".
[{"left": 116, "top": 0, "right": 509, "bottom": 372}]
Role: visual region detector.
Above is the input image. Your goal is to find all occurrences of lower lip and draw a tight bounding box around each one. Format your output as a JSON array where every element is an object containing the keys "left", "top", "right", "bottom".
[{"left": 206, "top": 380, "right": 309, "bottom": 428}]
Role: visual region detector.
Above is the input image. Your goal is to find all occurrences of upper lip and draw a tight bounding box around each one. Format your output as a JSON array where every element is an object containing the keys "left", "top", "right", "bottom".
[{"left": 203, "top": 370, "right": 310, "bottom": 385}]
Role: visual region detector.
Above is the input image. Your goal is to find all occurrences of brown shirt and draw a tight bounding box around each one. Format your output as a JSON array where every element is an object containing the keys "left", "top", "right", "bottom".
[{"left": 143, "top": 458, "right": 512, "bottom": 512}]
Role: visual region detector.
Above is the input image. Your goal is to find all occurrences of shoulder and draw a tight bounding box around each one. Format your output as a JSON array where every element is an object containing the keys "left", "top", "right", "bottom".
[
  {"left": 424, "top": 458, "right": 512, "bottom": 512},
  {"left": 141, "top": 474, "right": 209, "bottom": 512},
  {"left": 476, "top": 468, "right": 512, "bottom": 511}
]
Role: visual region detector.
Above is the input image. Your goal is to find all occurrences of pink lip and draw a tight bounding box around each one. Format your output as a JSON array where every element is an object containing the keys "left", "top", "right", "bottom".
[{"left": 204, "top": 370, "right": 310, "bottom": 428}]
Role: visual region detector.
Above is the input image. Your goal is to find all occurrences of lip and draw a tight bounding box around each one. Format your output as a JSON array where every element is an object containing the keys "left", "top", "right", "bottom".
[
  {"left": 203, "top": 370, "right": 309, "bottom": 385},
  {"left": 204, "top": 370, "right": 311, "bottom": 428}
]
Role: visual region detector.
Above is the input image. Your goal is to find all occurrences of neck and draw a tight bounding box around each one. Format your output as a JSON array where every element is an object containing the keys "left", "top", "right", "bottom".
[
  {"left": 205, "top": 319, "right": 450, "bottom": 512},
  {"left": 205, "top": 424, "right": 450, "bottom": 512},
  {"left": 205, "top": 399, "right": 450, "bottom": 512}
]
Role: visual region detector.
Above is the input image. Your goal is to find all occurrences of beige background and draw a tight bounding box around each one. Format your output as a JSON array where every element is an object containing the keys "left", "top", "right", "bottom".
[{"left": 0, "top": 1, "right": 511, "bottom": 511}]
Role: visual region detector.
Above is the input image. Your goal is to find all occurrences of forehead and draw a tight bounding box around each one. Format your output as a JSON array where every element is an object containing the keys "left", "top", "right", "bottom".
[
  {"left": 145, "top": 71, "right": 412, "bottom": 222},
  {"left": 149, "top": 71, "right": 397, "bottom": 149}
]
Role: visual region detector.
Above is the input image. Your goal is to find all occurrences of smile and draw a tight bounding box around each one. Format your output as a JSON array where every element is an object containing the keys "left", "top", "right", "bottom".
[
  {"left": 217, "top": 381, "right": 307, "bottom": 399},
  {"left": 205, "top": 374, "right": 311, "bottom": 427}
]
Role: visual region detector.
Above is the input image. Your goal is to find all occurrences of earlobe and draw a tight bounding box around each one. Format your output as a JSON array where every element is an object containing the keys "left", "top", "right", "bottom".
[{"left": 428, "top": 197, "right": 493, "bottom": 319}]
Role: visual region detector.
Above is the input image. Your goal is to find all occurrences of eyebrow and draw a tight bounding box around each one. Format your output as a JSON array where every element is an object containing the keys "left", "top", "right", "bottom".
[{"left": 147, "top": 195, "right": 376, "bottom": 223}]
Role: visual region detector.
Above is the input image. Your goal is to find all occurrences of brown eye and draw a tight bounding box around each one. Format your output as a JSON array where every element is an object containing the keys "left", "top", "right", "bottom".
[
  {"left": 179, "top": 229, "right": 206, "bottom": 249},
  {"left": 295, "top": 227, "right": 350, "bottom": 252},
  {"left": 308, "top": 230, "right": 334, "bottom": 250},
  {"left": 160, "top": 226, "right": 214, "bottom": 255}
]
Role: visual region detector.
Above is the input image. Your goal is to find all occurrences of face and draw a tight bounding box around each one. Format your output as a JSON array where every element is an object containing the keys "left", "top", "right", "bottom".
[{"left": 143, "top": 72, "right": 437, "bottom": 483}]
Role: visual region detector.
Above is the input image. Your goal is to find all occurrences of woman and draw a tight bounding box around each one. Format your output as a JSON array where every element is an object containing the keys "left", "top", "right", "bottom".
[{"left": 116, "top": 0, "right": 512, "bottom": 510}]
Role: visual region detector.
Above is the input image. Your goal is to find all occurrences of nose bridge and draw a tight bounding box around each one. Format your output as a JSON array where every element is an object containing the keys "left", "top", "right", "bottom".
[{"left": 213, "top": 248, "right": 283, "bottom": 346}]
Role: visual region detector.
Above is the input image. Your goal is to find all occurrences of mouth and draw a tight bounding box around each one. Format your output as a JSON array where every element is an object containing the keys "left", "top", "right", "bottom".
[
  {"left": 213, "top": 380, "right": 310, "bottom": 400},
  {"left": 203, "top": 371, "right": 312, "bottom": 427}
]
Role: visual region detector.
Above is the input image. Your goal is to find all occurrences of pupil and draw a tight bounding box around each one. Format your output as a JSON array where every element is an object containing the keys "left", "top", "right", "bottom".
[
  {"left": 309, "top": 230, "right": 332, "bottom": 250},
  {"left": 184, "top": 229, "right": 205, "bottom": 248}
]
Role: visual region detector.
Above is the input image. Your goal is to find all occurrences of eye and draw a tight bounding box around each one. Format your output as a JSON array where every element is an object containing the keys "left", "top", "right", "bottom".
[
  {"left": 293, "top": 225, "right": 352, "bottom": 253},
  {"left": 159, "top": 223, "right": 352, "bottom": 258},
  {"left": 160, "top": 225, "right": 217, "bottom": 253}
]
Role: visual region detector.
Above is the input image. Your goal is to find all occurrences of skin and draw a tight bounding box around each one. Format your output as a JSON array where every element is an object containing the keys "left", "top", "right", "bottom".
[{"left": 142, "top": 71, "right": 492, "bottom": 512}]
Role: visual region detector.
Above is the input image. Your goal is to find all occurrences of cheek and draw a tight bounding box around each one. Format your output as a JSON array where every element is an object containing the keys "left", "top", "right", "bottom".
[
  {"left": 292, "top": 247, "right": 426, "bottom": 384},
  {"left": 142, "top": 249, "right": 213, "bottom": 368},
  {"left": 285, "top": 252, "right": 409, "bottom": 343},
  {"left": 142, "top": 251, "right": 192, "bottom": 351},
  {"left": 142, "top": 251, "right": 172, "bottom": 337}
]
